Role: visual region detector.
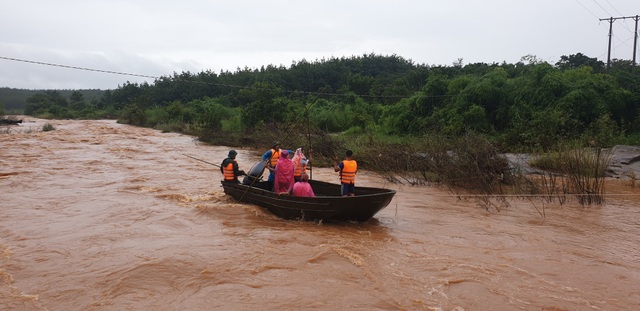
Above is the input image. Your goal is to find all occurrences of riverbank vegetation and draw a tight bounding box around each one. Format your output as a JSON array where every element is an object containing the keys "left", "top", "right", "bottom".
[{"left": 7, "top": 52, "right": 640, "bottom": 204}]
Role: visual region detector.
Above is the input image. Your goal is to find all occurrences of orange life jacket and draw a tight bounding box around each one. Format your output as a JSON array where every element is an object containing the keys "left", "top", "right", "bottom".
[
  {"left": 269, "top": 148, "right": 280, "bottom": 167},
  {"left": 223, "top": 160, "right": 237, "bottom": 181},
  {"left": 294, "top": 158, "right": 306, "bottom": 177},
  {"left": 340, "top": 160, "right": 357, "bottom": 184}
]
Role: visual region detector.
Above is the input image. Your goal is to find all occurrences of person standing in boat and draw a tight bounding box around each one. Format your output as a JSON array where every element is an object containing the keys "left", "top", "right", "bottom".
[
  {"left": 220, "top": 150, "right": 246, "bottom": 183},
  {"left": 263, "top": 141, "right": 293, "bottom": 191},
  {"left": 292, "top": 147, "right": 311, "bottom": 182},
  {"left": 270, "top": 149, "right": 295, "bottom": 195},
  {"left": 262, "top": 141, "right": 282, "bottom": 191},
  {"left": 334, "top": 150, "right": 357, "bottom": 196},
  {"left": 292, "top": 173, "right": 315, "bottom": 197}
]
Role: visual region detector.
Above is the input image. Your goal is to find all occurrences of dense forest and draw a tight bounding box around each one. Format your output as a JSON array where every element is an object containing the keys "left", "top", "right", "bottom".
[
  {"left": 0, "top": 87, "right": 104, "bottom": 113},
  {"left": 6, "top": 52, "right": 640, "bottom": 154}
]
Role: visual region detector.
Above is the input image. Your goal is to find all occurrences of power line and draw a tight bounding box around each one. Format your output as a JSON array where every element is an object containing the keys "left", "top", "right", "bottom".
[
  {"left": 598, "top": 35, "right": 636, "bottom": 59},
  {"left": 574, "top": 0, "right": 601, "bottom": 19},
  {"left": 428, "top": 193, "right": 640, "bottom": 198},
  {"left": 592, "top": 0, "right": 613, "bottom": 17},
  {"left": 574, "top": 0, "right": 637, "bottom": 64},
  {"left": 0, "top": 56, "right": 160, "bottom": 80},
  {"left": 599, "top": 15, "right": 640, "bottom": 67},
  {"left": 604, "top": 0, "right": 624, "bottom": 16},
  {"left": 602, "top": 0, "right": 634, "bottom": 33}
]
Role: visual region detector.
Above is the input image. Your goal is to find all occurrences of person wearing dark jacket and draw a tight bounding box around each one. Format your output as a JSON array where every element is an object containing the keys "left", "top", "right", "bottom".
[{"left": 220, "top": 150, "right": 246, "bottom": 183}]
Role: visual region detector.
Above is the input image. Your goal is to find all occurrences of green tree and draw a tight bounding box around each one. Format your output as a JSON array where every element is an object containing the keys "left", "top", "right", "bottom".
[
  {"left": 414, "top": 74, "right": 448, "bottom": 117},
  {"left": 69, "top": 91, "right": 86, "bottom": 111},
  {"left": 462, "top": 104, "right": 492, "bottom": 134},
  {"left": 556, "top": 53, "right": 605, "bottom": 72},
  {"left": 189, "top": 98, "right": 234, "bottom": 131},
  {"left": 24, "top": 91, "right": 68, "bottom": 117},
  {"left": 529, "top": 107, "right": 576, "bottom": 151},
  {"left": 240, "top": 82, "right": 284, "bottom": 130},
  {"left": 583, "top": 113, "right": 621, "bottom": 147}
]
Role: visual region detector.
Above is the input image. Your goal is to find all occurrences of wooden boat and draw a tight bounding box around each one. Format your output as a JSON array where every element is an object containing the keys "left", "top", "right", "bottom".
[{"left": 220, "top": 179, "right": 396, "bottom": 222}]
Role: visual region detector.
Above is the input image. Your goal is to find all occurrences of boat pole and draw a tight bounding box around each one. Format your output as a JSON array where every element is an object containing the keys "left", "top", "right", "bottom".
[
  {"left": 184, "top": 153, "right": 257, "bottom": 203},
  {"left": 306, "top": 102, "right": 313, "bottom": 180},
  {"left": 182, "top": 153, "right": 221, "bottom": 168}
]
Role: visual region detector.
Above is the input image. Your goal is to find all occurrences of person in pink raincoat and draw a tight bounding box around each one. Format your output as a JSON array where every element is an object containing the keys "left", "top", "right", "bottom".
[
  {"left": 292, "top": 147, "right": 311, "bottom": 182},
  {"left": 292, "top": 173, "right": 315, "bottom": 197},
  {"left": 272, "top": 149, "right": 295, "bottom": 194}
]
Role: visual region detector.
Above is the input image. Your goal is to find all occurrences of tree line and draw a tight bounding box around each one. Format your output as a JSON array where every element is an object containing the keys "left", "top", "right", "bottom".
[
  {"left": 0, "top": 87, "right": 104, "bottom": 115},
  {"left": 15, "top": 52, "right": 640, "bottom": 152}
]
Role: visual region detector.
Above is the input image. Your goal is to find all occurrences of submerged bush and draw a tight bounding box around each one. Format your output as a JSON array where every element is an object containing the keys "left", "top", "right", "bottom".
[
  {"left": 42, "top": 123, "right": 55, "bottom": 131},
  {"left": 428, "top": 133, "right": 511, "bottom": 193}
]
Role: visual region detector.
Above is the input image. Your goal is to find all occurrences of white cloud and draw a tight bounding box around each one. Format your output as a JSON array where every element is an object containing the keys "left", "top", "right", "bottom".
[{"left": 0, "top": 0, "right": 637, "bottom": 89}]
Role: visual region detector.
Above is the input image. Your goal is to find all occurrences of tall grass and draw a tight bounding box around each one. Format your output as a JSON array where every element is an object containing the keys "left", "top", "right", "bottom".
[
  {"left": 529, "top": 144, "right": 610, "bottom": 206},
  {"left": 564, "top": 147, "right": 609, "bottom": 205}
]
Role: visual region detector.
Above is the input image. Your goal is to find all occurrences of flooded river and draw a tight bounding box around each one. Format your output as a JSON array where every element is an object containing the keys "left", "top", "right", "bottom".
[{"left": 1, "top": 118, "right": 639, "bottom": 310}]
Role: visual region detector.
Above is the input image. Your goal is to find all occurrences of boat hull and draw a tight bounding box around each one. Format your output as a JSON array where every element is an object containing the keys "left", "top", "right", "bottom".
[{"left": 221, "top": 180, "right": 395, "bottom": 222}]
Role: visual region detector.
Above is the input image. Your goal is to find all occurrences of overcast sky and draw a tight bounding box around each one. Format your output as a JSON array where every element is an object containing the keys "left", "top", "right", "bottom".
[{"left": 1, "top": 0, "right": 638, "bottom": 90}]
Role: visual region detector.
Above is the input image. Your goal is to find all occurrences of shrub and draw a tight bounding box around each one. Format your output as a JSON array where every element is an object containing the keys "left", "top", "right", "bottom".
[
  {"left": 42, "top": 123, "right": 55, "bottom": 131},
  {"left": 528, "top": 142, "right": 610, "bottom": 205}
]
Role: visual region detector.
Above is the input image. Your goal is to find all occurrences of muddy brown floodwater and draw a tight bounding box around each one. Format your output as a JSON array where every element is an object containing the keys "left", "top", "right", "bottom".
[{"left": 1, "top": 118, "right": 639, "bottom": 310}]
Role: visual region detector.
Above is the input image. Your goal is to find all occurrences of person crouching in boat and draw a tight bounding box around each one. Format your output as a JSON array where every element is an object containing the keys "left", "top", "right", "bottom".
[
  {"left": 292, "top": 147, "right": 311, "bottom": 182},
  {"left": 269, "top": 149, "right": 295, "bottom": 195},
  {"left": 334, "top": 150, "right": 357, "bottom": 196},
  {"left": 220, "top": 150, "right": 246, "bottom": 183},
  {"left": 292, "top": 173, "right": 315, "bottom": 197}
]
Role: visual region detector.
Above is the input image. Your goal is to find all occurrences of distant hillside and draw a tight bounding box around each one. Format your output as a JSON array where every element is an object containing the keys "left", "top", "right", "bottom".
[{"left": 0, "top": 87, "right": 105, "bottom": 112}]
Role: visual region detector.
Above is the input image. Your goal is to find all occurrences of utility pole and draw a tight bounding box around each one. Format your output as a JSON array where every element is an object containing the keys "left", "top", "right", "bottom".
[
  {"left": 633, "top": 15, "right": 639, "bottom": 66},
  {"left": 599, "top": 15, "right": 640, "bottom": 68},
  {"left": 602, "top": 17, "right": 614, "bottom": 68}
]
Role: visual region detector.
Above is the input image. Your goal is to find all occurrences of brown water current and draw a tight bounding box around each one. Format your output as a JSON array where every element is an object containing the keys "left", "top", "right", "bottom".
[{"left": 1, "top": 118, "right": 639, "bottom": 310}]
